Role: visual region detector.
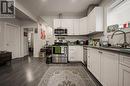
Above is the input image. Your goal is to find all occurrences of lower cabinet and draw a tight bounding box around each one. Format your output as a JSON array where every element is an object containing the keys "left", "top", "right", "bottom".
[
  {"left": 87, "top": 48, "right": 101, "bottom": 82},
  {"left": 68, "top": 46, "right": 83, "bottom": 62},
  {"left": 119, "top": 54, "right": 130, "bottom": 86},
  {"left": 87, "top": 48, "right": 119, "bottom": 86},
  {"left": 119, "top": 64, "right": 130, "bottom": 86},
  {"left": 100, "top": 51, "right": 119, "bottom": 86}
]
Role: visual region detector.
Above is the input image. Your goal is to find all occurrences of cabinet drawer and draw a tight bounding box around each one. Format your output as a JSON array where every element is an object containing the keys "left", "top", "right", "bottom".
[{"left": 120, "top": 54, "right": 130, "bottom": 67}]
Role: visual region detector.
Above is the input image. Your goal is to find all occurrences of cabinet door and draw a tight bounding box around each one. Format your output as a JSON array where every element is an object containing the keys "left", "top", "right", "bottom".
[
  {"left": 68, "top": 46, "right": 83, "bottom": 62},
  {"left": 62, "top": 19, "right": 73, "bottom": 35},
  {"left": 76, "top": 46, "right": 83, "bottom": 62},
  {"left": 101, "top": 51, "right": 119, "bottom": 86},
  {"left": 119, "top": 64, "right": 130, "bottom": 86},
  {"left": 92, "top": 49, "right": 101, "bottom": 82},
  {"left": 83, "top": 17, "right": 88, "bottom": 34},
  {"left": 73, "top": 19, "right": 80, "bottom": 35},
  {"left": 79, "top": 17, "right": 87, "bottom": 35},
  {"left": 68, "top": 46, "right": 76, "bottom": 61},
  {"left": 88, "top": 48, "right": 101, "bottom": 82},
  {"left": 67, "top": 27, "right": 74, "bottom": 35},
  {"left": 88, "top": 9, "right": 96, "bottom": 33},
  {"left": 87, "top": 7, "right": 103, "bottom": 34},
  {"left": 62, "top": 19, "right": 73, "bottom": 28},
  {"left": 79, "top": 18, "right": 84, "bottom": 35},
  {"left": 54, "top": 19, "right": 60, "bottom": 28}
]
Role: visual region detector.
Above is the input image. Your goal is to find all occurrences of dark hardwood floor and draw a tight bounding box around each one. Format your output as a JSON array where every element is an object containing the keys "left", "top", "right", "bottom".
[
  {"left": 0, "top": 56, "right": 101, "bottom": 86},
  {"left": 0, "top": 57, "right": 49, "bottom": 86}
]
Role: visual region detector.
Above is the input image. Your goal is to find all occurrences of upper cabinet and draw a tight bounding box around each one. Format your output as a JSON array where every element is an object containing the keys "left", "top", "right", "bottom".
[
  {"left": 87, "top": 7, "right": 103, "bottom": 33},
  {"left": 73, "top": 19, "right": 80, "bottom": 35},
  {"left": 53, "top": 7, "right": 103, "bottom": 35},
  {"left": 62, "top": 19, "right": 74, "bottom": 35},
  {"left": 54, "top": 19, "right": 61, "bottom": 29},
  {"left": 79, "top": 17, "right": 88, "bottom": 35}
]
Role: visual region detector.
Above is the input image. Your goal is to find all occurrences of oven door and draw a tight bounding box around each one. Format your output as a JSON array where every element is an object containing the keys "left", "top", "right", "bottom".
[{"left": 52, "top": 46, "right": 66, "bottom": 54}]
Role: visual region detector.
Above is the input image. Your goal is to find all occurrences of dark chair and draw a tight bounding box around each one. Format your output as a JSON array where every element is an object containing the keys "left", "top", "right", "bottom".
[{"left": 0, "top": 51, "right": 12, "bottom": 65}]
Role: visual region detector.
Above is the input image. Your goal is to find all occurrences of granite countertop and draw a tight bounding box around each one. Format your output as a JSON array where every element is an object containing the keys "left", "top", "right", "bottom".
[{"left": 87, "top": 46, "right": 130, "bottom": 54}]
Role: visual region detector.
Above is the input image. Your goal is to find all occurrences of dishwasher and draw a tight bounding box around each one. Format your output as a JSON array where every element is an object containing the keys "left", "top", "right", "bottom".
[{"left": 83, "top": 46, "right": 87, "bottom": 67}]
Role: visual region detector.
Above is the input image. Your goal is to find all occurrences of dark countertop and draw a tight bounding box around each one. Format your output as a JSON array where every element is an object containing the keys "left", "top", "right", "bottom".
[{"left": 87, "top": 46, "right": 130, "bottom": 54}]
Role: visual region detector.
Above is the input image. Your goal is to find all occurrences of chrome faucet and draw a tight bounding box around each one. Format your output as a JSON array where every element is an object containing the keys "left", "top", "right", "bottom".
[{"left": 111, "top": 29, "right": 129, "bottom": 48}]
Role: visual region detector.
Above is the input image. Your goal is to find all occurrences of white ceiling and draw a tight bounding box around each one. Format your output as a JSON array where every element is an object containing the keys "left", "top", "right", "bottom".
[
  {"left": 16, "top": 0, "right": 102, "bottom": 17},
  {"left": 15, "top": 8, "right": 33, "bottom": 21}
]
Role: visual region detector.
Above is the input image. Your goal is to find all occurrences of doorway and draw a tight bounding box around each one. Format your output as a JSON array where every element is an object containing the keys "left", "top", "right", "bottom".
[
  {"left": 23, "top": 28, "right": 34, "bottom": 57},
  {"left": 28, "top": 28, "right": 34, "bottom": 57}
]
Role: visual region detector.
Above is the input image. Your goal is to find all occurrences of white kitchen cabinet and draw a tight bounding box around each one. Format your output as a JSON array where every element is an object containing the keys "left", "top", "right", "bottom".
[
  {"left": 119, "top": 54, "right": 130, "bottom": 86},
  {"left": 73, "top": 19, "right": 80, "bottom": 35},
  {"left": 54, "top": 19, "right": 61, "bottom": 29},
  {"left": 87, "top": 7, "right": 103, "bottom": 34},
  {"left": 62, "top": 19, "right": 73, "bottom": 28},
  {"left": 119, "top": 64, "right": 130, "bottom": 86},
  {"left": 92, "top": 49, "right": 101, "bottom": 82},
  {"left": 101, "top": 51, "right": 119, "bottom": 86},
  {"left": 79, "top": 17, "right": 88, "bottom": 35},
  {"left": 87, "top": 48, "right": 101, "bottom": 82},
  {"left": 68, "top": 46, "right": 83, "bottom": 62}
]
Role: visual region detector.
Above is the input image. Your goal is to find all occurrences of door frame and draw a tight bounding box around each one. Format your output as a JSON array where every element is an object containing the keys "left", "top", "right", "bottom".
[
  {"left": 21, "top": 26, "right": 37, "bottom": 57},
  {"left": 4, "top": 22, "right": 21, "bottom": 58}
]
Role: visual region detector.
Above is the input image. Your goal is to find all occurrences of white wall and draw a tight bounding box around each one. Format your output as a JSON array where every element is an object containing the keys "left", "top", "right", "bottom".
[
  {"left": 99, "top": 0, "right": 130, "bottom": 45},
  {"left": 107, "top": 0, "right": 130, "bottom": 26}
]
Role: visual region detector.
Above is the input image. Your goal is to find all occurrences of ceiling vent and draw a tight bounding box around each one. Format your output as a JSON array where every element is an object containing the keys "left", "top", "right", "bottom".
[{"left": 110, "top": 0, "right": 126, "bottom": 9}]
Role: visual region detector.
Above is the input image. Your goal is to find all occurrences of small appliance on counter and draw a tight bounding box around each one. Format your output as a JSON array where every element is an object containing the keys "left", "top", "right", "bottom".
[
  {"left": 74, "top": 40, "right": 89, "bottom": 45},
  {"left": 100, "top": 36, "right": 109, "bottom": 47},
  {"left": 54, "top": 28, "right": 68, "bottom": 36}
]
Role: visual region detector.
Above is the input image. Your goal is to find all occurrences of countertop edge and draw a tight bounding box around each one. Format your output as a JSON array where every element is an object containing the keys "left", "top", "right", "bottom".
[{"left": 87, "top": 46, "right": 130, "bottom": 55}]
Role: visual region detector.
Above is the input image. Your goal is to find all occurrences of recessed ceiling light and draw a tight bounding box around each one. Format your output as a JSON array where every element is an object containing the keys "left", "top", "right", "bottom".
[
  {"left": 42, "top": 0, "right": 47, "bottom": 2},
  {"left": 71, "top": 0, "right": 77, "bottom": 3}
]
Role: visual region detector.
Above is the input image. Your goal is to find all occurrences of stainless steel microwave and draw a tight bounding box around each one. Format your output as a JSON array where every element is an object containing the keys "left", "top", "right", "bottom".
[{"left": 54, "top": 29, "right": 67, "bottom": 35}]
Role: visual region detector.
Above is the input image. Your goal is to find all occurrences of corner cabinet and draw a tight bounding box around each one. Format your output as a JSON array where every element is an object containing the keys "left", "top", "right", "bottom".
[{"left": 87, "top": 7, "right": 103, "bottom": 33}]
